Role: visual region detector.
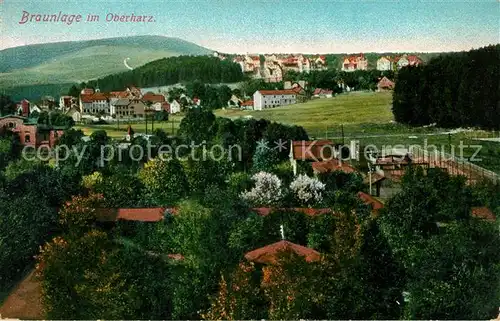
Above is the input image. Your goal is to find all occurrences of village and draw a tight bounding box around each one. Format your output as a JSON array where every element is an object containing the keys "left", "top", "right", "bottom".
[
  {"left": 0, "top": 0, "right": 499, "bottom": 317},
  {"left": 5, "top": 52, "right": 416, "bottom": 124}
]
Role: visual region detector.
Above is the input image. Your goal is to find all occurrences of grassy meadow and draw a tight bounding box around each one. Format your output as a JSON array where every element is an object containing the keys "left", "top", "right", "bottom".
[{"left": 215, "top": 91, "right": 395, "bottom": 133}]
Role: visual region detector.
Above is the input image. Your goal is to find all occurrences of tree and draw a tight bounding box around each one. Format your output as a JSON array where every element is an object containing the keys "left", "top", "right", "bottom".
[
  {"left": 36, "top": 230, "right": 169, "bottom": 319},
  {"left": 251, "top": 139, "right": 280, "bottom": 173},
  {"left": 241, "top": 172, "right": 284, "bottom": 206},
  {"left": 380, "top": 167, "right": 500, "bottom": 319},
  {"left": 4, "top": 157, "right": 43, "bottom": 181},
  {"left": 58, "top": 193, "right": 105, "bottom": 236},
  {"left": 184, "top": 156, "right": 228, "bottom": 196},
  {"left": 289, "top": 174, "right": 326, "bottom": 207},
  {"left": 0, "top": 193, "right": 57, "bottom": 291},
  {"left": 139, "top": 157, "right": 189, "bottom": 206},
  {"left": 0, "top": 94, "right": 15, "bottom": 116},
  {"left": 67, "top": 84, "right": 80, "bottom": 98},
  {"left": 178, "top": 108, "right": 217, "bottom": 144},
  {"left": 203, "top": 262, "right": 266, "bottom": 320}
]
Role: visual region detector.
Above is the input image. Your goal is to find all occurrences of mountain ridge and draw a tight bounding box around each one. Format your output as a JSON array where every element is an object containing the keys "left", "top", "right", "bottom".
[{"left": 0, "top": 35, "right": 214, "bottom": 73}]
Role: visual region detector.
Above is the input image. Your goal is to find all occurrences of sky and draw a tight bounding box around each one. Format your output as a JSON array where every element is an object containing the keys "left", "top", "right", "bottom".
[{"left": 0, "top": 0, "right": 499, "bottom": 53}]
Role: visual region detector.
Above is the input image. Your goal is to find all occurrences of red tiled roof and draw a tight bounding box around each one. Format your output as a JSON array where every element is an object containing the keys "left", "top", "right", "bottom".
[
  {"left": 117, "top": 208, "right": 165, "bottom": 222},
  {"left": 312, "top": 160, "right": 357, "bottom": 174},
  {"left": 80, "top": 93, "right": 108, "bottom": 103},
  {"left": 142, "top": 93, "right": 165, "bottom": 103},
  {"left": 291, "top": 140, "right": 337, "bottom": 161},
  {"left": 377, "top": 76, "right": 395, "bottom": 89},
  {"left": 471, "top": 207, "right": 496, "bottom": 222},
  {"left": 96, "top": 207, "right": 178, "bottom": 222},
  {"left": 110, "top": 91, "right": 129, "bottom": 98},
  {"left": 241, "top": 100, "right": 253, "bottom": 106},
  {"left": 245, "top": 240, "right": 320, "bottom": 264},
  {"left": 358, "top": 191, "right": 384, "bottom": 215},
  {"left": 257, "top": 89, "right": 297, "bottom": 96},
  {"left": 252, "top": 208, "right": 332, "bottom": 217},
  {"left": 407, "top": 55, "right": 423, "bottom": 64},
  {"left": 81, "top": 88, "right": 94, "bottom": 95}
]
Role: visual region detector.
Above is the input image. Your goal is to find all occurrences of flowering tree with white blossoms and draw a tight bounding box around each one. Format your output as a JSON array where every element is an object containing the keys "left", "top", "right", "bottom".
[
  {"left": 241, "top": 171, "right": 283, "bottom": 206},
  {"left": 290, "top": 174, "right": 325, "bottom": 206}
]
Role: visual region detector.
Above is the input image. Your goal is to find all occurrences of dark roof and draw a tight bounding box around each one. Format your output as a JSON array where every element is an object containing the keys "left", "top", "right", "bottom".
[{"left": 244, "top": 240, "right": 320, "bottom": 264}]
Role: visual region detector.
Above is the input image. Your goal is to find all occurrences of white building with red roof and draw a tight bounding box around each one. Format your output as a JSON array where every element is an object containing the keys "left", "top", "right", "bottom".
[
  {"left": 395, "top": 54, "right": 423, "bottom": 69},
  {"left": 79, "top": 92, "right": 110, "bottom": 115},
  {"left": 253, "top": 89, "right": 297, "bottom": 111},
  {"left": 342, "top": 53, "right": 368, "bottom": 72},
  {"left": 377, "top": 56, "right": 394, "bottom": 71}
]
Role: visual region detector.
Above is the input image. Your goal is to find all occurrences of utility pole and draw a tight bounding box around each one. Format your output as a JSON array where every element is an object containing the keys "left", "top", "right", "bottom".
[
  {"left": 341, "top": 124, "right": 345, "bottom": 145},
  {"left": 368, "top": 162, "right": 373, "bottom": 195}
]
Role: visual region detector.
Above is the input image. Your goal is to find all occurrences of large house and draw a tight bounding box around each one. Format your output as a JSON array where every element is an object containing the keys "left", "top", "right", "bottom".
[
  {"left": 142, "top": 92, "right": 166, "bottom": 111},
  {"left": 312, "top": 55, "right": 327, "bottom": 70},
  {"left": 395, "top": 54, "right": 423, "bottom": 69},
  {"left": 253, "top": 90, "right": 297, "bottom": 111},
  {"left": 111, "top": 98, "right": 146, "bottom": 118},
  {"left": 0, "top": 115, "right": 65, "bottom": 147},
  {"left": 376, "top": 56, "right": 393, "bottom": 71},
  {"left": 342, "top": 54, "right": 368, "bottom": 71},
  {"left": 80, "top": 92, "right": 110, "bottom": 115}
]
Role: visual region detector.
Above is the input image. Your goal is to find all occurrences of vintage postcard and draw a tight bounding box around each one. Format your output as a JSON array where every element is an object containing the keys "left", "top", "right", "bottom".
[{"left": 0, "top": 0, "right": 499, "bottom": 320}]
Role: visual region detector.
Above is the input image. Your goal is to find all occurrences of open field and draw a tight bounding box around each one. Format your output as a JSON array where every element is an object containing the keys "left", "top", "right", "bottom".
[
  {"left": 215, "top": 91, "right": 394, "bottom": 133},
  {"left": 74, "top": 115, "right": 184, "bottom": 139}
]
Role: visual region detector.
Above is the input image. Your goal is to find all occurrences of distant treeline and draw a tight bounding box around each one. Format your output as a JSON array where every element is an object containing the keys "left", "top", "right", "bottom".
[
  {"left": 392, "top": 45, "right": 500, "bottom": 129},
  {"left": 85, "top": 56, "right": 245, "bottom": 91}
]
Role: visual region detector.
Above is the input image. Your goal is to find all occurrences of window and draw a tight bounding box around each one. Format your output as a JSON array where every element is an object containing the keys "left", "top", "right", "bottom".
[
  {"left": 8, "top": 122, "right": 14, "bottom": 128},
  {"left": 25, "top": 134, "right": 30, "bottom": 143}
]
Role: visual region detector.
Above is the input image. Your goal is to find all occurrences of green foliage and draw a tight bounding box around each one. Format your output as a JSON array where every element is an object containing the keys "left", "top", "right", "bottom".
[
  {"left": 3, "top": 158, "right": 42, "bottom": 181},
  {"left": 0, "top": 194, "right": 57, "bottom": 290},
  {"left": 57, "top": 127, "right": 84, "bottom": 147},
  {"left": 139, "top": 157, "right": 189, "bottom": 206},
  {"left": 178, "top": 108, "right": 217, "bottom": 144},
  {"left": 36, "top": 230, "right": 174, "bottom": 319},
  {"left": 184, "top": 157, "right": 227, "bottom": 196},
  {"left": 86, "top": 55, "right": 244, "bottom": 92},
  {"left": 37, "top": 111, "right": 75, "bottom": 128},
  {"left": 393, "top": 45, "right": 500, "bottom": 129},
  {"left": 380, "top": 167, "right": 500, "bottom": 319},
  {"left": 404, "top": 220, "right": 500, "bottom": 319},
  {"left": 94, "top": 171, "right": 145, "bottom": 207},
  {"left": 0, "top": 94, "right": 15, "bottom": 116},
  {"left": 227, "top": 171, "right": 253, "bottom": 197},
  {"left": 251, "top": 140, "right": 280, "bottom": 173}
]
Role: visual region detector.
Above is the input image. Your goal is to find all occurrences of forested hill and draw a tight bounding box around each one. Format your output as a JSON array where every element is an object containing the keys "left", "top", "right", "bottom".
[
  {"left": 85, "top": 56, "right": 245, "bottom": 91},
  {"left": 393, "top": 44, "right": 500, "bottom": 130}
]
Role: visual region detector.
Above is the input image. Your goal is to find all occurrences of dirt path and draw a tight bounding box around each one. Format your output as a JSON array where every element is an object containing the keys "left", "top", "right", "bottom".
[{"left": 0, "top": 270, "right": 43, "bottom": 320}]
